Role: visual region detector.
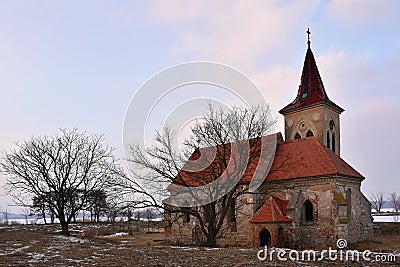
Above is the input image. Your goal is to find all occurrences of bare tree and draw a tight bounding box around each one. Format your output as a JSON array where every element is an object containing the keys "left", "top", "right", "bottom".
[
  {"left": 370, "top": 192, "right": 385, "bottom": 213},
  {"left": 0, "top": 206, "right": 9, "bottom": 224},
  {"left": 87, "top": 189, "right": 109, "bottom": 222},
  {"left": 390, "top": 192, "right": 400, "bottom": 213},
  {"left": 145, "top": 208, "right": 155, "bottom": 232},
  {"left": 32, "top": 195, "right": 48, "bottom": 224},
  {"left": 0, "top": 129, "right": 122, "bottom": 234},
  {"left": 389, "top": 192, "right": 400, "bottom": 222},
  {"left": 122, "top": 104, "right": 275, "bottom": 247}
]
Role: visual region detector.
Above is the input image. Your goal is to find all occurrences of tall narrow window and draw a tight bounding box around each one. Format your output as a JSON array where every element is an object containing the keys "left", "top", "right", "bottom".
[
  {"left": 306, "top": 130, "right": 314, "bottom": 137},
  {"left": 230, "top": 201, "right": 236, "bottom": 223},
  {"left": 304, "top": 200, "right": 314, "bottom": 222},
  {"left": 346, "top": 189, "right": 352, "bottom": 220},
  {"left": 294, "top": 133, "right": 301, "bottom": 139},
  {"left": 327, "top": 131, "right": 330, "bottom": 149},
  {"left": 183, "top": 208, "right": 190, "bottom": 223},
  {"left": 229, "top": 201, "right": 237, "bottom": 232},
  {"left": 332, "top": 133, "right": 336, "bottom": 153}
]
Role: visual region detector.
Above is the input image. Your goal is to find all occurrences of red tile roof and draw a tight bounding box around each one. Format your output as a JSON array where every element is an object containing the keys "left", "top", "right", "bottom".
[
  {"left": 279, "top": 47, "right": 344, "bottom": 114},
  {"left": 170, "top": 134, "right": 363, "bottom": 190},
  {"left": 249, "top": 197, "right": 292, "bottom": 223},
  {"left": 266, "top": 137, "right": 364, "bottom": 181},
  {"left": 169, "top": 134, "right": 279, "bottom": 189}
]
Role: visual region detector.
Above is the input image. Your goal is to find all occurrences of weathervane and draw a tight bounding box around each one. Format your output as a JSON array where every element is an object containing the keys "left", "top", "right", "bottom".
[{"left": 307, "top": 28, "right": 311, "bottom": 48}]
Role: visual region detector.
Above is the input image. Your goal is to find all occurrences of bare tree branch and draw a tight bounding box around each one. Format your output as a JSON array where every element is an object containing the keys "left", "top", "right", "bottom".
[
  {"left": 119, "top": 104, "right": 276, "bottom": 247},
  {"left": 0, "top": 128, "right": 123, "bottom": 234}
]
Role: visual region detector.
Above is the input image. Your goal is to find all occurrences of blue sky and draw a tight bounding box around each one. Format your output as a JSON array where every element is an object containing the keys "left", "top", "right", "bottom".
[{"left": 1, "top": 0, "right": 400, "bottom": 211}]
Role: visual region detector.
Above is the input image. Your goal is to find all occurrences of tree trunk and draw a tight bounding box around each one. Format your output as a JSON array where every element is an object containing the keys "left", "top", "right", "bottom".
[
  {"left": 60, "top": 220, "right": 70, "bottom": 235},
  {"left": 42, "top": 211, "right": 47, "bottom": 224},
  {"left": 59, "top": 211, "right": 70, "bottom": 235},
  {"left": 204, "top": 204, "right": 218, "bottom": 247},
  {"left": 205, "top": 235, "right": 217, "bottom": 247}
]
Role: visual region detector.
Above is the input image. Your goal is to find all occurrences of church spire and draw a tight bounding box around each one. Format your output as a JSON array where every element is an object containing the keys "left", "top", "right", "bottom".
[{"left": 279, "top": 30, "right": 344, "bottom": 115}]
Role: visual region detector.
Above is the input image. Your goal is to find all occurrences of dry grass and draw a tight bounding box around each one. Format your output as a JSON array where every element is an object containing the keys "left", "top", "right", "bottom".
[{"left": 0, "top": 223, "right": 399, "bottom": 266}]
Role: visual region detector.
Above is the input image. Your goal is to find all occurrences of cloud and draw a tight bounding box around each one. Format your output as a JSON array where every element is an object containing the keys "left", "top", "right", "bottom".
[
  {"left": 314, "top": 49, "right": 400, "bottom": 196},
  {"left": 325, "top": 0, "right": 399, "bottom": 27},
  {"left": 144, "top": 0, "right": 323, "bottom": 132},
  {"left": 146, "top": 0, "right": 320, "bottom": 68},
  {"left": 345, "top": 97, "right": 400, "bottom": 196},
  {"left": 250, "top": 65, "right": 299, "bottom": 131}
]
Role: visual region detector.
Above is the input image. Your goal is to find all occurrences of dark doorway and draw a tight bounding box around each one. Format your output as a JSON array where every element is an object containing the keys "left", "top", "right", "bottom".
[{"left": 259, "top": 228, "right": 271, "bottom": 247}]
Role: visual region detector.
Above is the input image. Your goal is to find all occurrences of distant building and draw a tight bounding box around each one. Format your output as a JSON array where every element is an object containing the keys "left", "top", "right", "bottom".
[{"left": 165, "top": 38, "right": 373, "bottom": 248}]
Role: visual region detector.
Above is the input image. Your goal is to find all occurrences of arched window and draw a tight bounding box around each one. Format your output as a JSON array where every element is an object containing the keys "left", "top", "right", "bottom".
[
  {"left": 332, "top": 133, "right": 336, "bottom": 153},
  {"left": 327, "top": 131, "right": 330, "bottom": 149},
  {"left": 304, "top": 200, "right": 314, "bottom": 222},
  {"left": 230, "top": 201, "right": 236, "bottom": 223},
  {"left": 294, "top": 132, "right": 301, "bottom": 139},
  {"left": 329, "top": 120, "right": 335, "bottom": 130},
  {"left": 346, "top": 189, "right": 352, "bottom": 220},
  {"left": 229, "top": 201, "right": 237, "bottom": 232},
  {"left": 183, "top": 208, "right": 190, "bottom": 223},
  {"left": 306, "top": 130, "right": 314, "bottom": 137}
]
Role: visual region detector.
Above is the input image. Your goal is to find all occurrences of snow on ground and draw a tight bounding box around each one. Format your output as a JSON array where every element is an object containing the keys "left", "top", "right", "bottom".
[
  {"left": 109, "top": 232, "right": 129, "bottom": 236},
  {"left": 371, "top": 208, "right": 395, "bottom": 213},
  {"left": 0, "top": 245, "right": 32, "bottom": 256},
  {"left": 55, "top": 235, "right": 89, "bottom": 243},
  {"left": 0, "top": 216, "right": 162, "bottom": 225},
  {"left": 373, "top": 215, "right": 399, "bottom": 222}
]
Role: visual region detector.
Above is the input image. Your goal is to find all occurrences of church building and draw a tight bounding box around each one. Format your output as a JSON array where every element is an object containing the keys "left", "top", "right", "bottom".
[{"left": 164, "top": 35, "right": 373, "bottom": 248}]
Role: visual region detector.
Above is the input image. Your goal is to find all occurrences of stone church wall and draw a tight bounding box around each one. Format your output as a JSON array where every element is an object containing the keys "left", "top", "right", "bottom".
[{"left": 165, "top": 177, "right": 373, "bottom": 248}]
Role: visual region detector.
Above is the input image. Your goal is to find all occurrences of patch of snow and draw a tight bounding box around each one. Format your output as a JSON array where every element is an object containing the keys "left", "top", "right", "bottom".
[
  {"left": 373, "top": 215, "right": 400, "bottom": 222},
  {"left": 0, "top": 245, "right": 31, "bottom": 256},
  {"left": 26, "top": 252, "right": 46, "bottom": 262},
  {"left": 204, "top": 247, "right": 220, "bottom": 250},
  {"left": 55, "top": 235, "right": 88, "bottom": 243},
  {"left": 110, "top": 232, "right": 129, "bottom": 236}
]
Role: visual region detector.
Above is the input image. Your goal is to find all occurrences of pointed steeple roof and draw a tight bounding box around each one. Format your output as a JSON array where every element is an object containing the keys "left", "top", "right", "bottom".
[{"left": 279, "top": 45, "right": 344, "bottom": 115}]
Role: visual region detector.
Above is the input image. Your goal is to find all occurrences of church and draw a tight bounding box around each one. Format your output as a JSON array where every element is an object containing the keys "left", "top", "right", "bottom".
[{"left": 164, "top": 36, "right": 373, "bottom": 248}]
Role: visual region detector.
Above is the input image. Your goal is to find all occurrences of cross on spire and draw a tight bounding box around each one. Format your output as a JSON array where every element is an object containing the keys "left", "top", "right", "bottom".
[{"left": 307, "top": 28, "right": 311, "bottom": 48}]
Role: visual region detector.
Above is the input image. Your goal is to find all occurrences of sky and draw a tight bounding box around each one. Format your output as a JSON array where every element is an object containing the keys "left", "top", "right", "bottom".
[{"left": 1, "top": 0, "right": 400, "bottom": 211}]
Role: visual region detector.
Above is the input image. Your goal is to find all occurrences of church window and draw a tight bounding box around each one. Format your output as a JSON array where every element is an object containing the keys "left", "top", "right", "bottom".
[
  {"left": 230, "top": 201, "right": 236, "bottom": 223},
  {"left": 346, "top": 189, "right": 352, "bottom": 220},
  {"left": 306, "top": 130, "right": 314, "bottom": 137},
  {"left": 332, "top": 133, "right": 336, "bottom": 153},
  {"left": 327, "top": 131, "right": 330, "bottom": 149},
  {"left": 301, "top": 86, "right": 309, "bottom": 99},
  {"left": 183, "top": 208, "right": 190, "bottom": 223},
  {"left": 329, "top": 119, "right": 335, "bottom": 130},
  {"left": 229, "top": 201, "right": 237, "bottom": 232},
  {"left": 294, "top": 132, "right": 301, "bottom": 139},
  {"left": 304, "top": 200, "right": 314, "bottom": 223}
]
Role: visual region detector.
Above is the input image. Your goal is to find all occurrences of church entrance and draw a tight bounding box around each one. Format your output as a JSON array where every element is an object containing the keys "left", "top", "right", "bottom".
[{"left": 259, "top": 228, "right": 271, "bottom": 247}]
